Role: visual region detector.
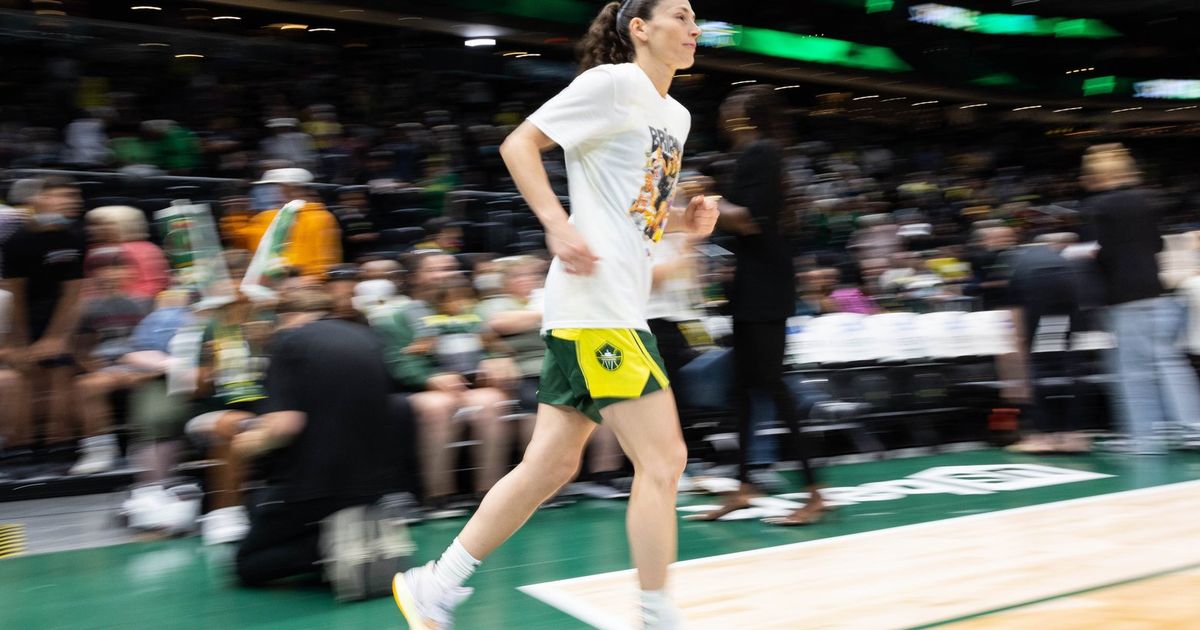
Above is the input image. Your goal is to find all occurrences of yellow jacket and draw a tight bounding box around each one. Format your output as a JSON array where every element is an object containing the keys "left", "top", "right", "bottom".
[{"left": 243, "top": 202, "right": 342, "bottom": 277}]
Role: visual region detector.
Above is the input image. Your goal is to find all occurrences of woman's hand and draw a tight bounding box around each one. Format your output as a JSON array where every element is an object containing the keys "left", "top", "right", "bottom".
[
  {"left": 684, "top": 195, "right": 720, "bottom": 237},
  {"left": 547, "top": 223, "right": 600, "bottom": 275}
]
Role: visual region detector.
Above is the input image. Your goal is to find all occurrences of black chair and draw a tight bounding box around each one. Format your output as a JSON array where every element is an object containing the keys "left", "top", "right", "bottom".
[
  {"left": 86, "top": 195, "right": 138, "bottom": 210},
  {"left": 462, "top": 221, "right": 509, "bottom": 253},
  {"left": 382, "top": 227, "right": 426, "bottom": 250}
]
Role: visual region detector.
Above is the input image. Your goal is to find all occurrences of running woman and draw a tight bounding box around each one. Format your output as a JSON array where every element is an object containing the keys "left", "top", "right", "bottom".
[{"left": 392, "top": 1, "right": 715, "bottom": 628}]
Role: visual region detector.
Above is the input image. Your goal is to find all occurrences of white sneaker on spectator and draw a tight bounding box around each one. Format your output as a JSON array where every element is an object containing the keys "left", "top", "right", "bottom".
[
  {"left": 123, "top": 485, "right": 172, "bottom": 530},
  {"left": 158, "top": 486, "right": 202, "bottom": 534},
  {"left": 201, "top": 506, "right": 250, "bottom": 545},
  {"left": 69, "top": 435, "right": 119, "bottom": 475},
  {"left": 392, "top": 561, "right": 473, "bottom": 630}
]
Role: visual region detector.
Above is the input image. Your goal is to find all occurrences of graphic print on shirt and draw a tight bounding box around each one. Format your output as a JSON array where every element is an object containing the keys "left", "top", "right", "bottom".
[{"left": 628, "top": 126, "right": 683, "bottom": 243}]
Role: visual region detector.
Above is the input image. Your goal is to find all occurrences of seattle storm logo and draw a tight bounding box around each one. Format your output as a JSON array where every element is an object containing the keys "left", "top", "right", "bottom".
[
  {"left": 628, "top": 126, "right": 683, "bottom": 243},
  {"left": 596, "top": 342, "right": 623, "bottom": 372}
]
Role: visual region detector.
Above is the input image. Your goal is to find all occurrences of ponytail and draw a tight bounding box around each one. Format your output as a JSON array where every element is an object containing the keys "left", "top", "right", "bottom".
[{"left": 577, "top": 0, "right": 662, "bottom": 73}]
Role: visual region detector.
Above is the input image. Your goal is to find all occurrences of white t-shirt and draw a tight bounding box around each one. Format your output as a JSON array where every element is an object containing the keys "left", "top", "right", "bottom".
[
  {"left": 646, "top": 233, "right": 702, "bottom": 322},
  {"left": 527, "top": 63, "right": 691, "bottom": 332}
]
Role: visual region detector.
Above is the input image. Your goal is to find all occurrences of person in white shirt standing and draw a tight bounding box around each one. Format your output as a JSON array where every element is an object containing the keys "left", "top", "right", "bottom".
[{"left": 391, "top": 2, "right": 716, "bottom": 628}]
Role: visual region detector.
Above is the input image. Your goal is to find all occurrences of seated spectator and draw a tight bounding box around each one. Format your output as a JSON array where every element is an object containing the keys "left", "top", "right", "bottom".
[
  {"left": 332, "top": 188, "right": 380, "bottom": 263},
  {"left": 84, "top": 205, "right": 170, "bottom": 301},
  {"left": 186, "top": 288, "right": 274, "bottom": 544},
  {"left": 0, "top": 282, "right": 29, "bottom": 456},
  {"left": 243, "top": 168, "right": 342, "bottom": 278},
  {"left": 119, "top": 289, "right": 201, "bottom": 532},
  {"left": 72, "top": 248, "right": 153, "bottom": 474},
  {"left": 259, "top": 118, "right": 316, "bottom": 171},
  {"left": 325, "top": 263, "right": 364, "bottom": 323},
  {"left": 1, "top": 176, "right": 85, "bottom": 460},
  {"left": 416, "top": 280, "right": 519, "bottom": 498},
  {"left": 476, "top": 256, "right": 547, "bottom": 415},
  {"left": 414, "top": 217, "right": 463, "bottom": 253},
  {"left": 359, "top": 257, "right": 403, "bottom": 284},
  {"left": 232, "top": 287, "right": 404, "bottom": 595}
]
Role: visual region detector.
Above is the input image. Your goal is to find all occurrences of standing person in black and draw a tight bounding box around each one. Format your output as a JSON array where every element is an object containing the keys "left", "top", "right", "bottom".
[
  {"left": 0, "top": 176, "right": 84, "bottom": 458},
  {"left": 692, "top": 85, "right": 826, "bottom": 526},
  {"left": 1005, "top": 233, "right": 1089, "bottom": 454},
  {"left": 1081, "top": 144, "right": 1200, "bottom": 454},
  {"left": 231, "top": 287, "right": 404, "bottom": 595}
]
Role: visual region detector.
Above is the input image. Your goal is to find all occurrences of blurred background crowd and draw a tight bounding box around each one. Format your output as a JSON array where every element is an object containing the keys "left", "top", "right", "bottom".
[{"left": 3, "top": 0, "right": 1200, "bottom": 574}]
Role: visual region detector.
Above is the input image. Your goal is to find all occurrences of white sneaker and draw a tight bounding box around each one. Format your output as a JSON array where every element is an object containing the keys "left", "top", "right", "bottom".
[
  {"left": 392, "top": 562, "right": 473, "bottom": 630},
  {"left": 201, "top": 506, "right": 250, "bottom": 545},
  {"left": 642, "top": 600, "right": 685, "bottom": 629},
  {"left": 69, "top": 435, "right": 119, "bottom": 475},
  {"left": 123, "top": 485, "right": 171, "bottom": 530}
]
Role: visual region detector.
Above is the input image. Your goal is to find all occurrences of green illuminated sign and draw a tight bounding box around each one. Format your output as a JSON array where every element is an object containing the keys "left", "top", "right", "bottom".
[
  {"left": 910, "top": 4, "right": 1119, "bottom": 38},
  {"left": 699, "top": 22, "right": 911, "bottom": 72},
  {"left": 1083, "top": 76, "right": 1116, "bottom": 96},
  {"left": 866, "top": 0, "right": 895, "bottom": 13}
]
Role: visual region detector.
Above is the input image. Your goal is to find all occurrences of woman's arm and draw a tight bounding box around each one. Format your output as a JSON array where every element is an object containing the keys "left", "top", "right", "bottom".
[{"left": 500, "top": 123, "right": 599, "bottom": 275}]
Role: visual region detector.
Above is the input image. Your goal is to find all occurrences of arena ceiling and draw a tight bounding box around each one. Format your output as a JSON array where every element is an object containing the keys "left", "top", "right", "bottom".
[{"left": 8, "top": 0, "right": 1200, "bottom": 122}]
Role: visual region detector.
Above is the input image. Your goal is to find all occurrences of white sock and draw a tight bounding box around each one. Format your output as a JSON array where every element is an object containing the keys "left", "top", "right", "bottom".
[
  {"left": 641, "top": 590, "right": 680, "bottom": 628},
  {"left": 641, "top": 589, "right": 669, "bottom": 610},
  {"left": 431, "top": 538, "right": 481, "bottom": 589}
]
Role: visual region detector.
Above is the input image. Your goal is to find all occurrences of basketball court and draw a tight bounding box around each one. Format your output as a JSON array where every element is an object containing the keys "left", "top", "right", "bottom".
[{"left": 3, "top": 449, "right": 1198, "bottom": 629}]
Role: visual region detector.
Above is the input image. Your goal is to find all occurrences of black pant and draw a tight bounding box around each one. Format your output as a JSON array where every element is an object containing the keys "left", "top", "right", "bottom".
[
  {"left": 648, "top": 319, "right": 701, "bottom": 404},
  {"left": 1028, "top": 351, "right": 1084, "bottom": 434},
  {"left": 235, "top": 489, "right": 365, "bottom": 587},
  {"left": 732, "top": 319, "right": 817, "bottom": 487}
]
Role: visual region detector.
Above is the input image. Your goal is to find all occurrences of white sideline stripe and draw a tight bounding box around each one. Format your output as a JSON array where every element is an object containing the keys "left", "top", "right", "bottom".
[{"left": 518, "top": 478, "right": 1200, "bottom": 629}]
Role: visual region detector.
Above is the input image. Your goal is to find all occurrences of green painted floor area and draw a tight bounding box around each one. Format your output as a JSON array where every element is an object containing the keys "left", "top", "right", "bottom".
[{"left": 3, "top": 450, "right": 1199, "bottom": 630}]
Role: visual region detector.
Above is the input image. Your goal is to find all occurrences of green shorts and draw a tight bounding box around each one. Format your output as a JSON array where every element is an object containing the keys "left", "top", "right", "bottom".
[{"left": 537, "top": 328, "right": 670, "bottom": 423}]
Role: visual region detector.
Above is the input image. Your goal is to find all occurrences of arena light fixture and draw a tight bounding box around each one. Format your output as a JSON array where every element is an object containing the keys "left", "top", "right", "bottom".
[
  {"left": 1166, "top": 105, "right": 1198, "bottom": 112},
  {"left": 131, "top": 5, "right": 162, "bottom": 10},
  {"left": 174, "top": 53, "right": 204, "bottom": 58},
  {"left": 138, "top": 42, "right": 169, "bottom": 47},
  {"left": 912, "top": 100, "right": 938, "bottom": 106},
  {"left": 960, "top": 103, "right": 988, "bottom": 109},
  {"left": 1012, "top": 105, "right": 1042, "bottom": 111},
  {"left": 774, "top": 85, "right": 801, "bottom": 91},
  {"left": 731, "top": 80, "right": 757, "bottom": 85},
  {"left": 852, "top": 95, "right": 880, "bottom": 100},
  {"left": 1111, "top": 107, "right": 1142, "bottom": 113},
  {"left": 1052, "top": 107, "right": 1082, "bottom": 112},
  {"left": 212, "top": 16, "right": 240, "bottom": 21},
  {"left": 465, "top": 38, "right": 497, "bottom": 47},
  {"left": 515, "top": 53, "right": 541, "bottom": 58},
  {"left": 309, "top": 27, "right": 336, "bottom": 32}
]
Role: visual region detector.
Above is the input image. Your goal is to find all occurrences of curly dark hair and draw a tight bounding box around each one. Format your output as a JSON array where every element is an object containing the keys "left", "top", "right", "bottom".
[{"left": 577, "top": 0, "right": 665, "bottom": 73}]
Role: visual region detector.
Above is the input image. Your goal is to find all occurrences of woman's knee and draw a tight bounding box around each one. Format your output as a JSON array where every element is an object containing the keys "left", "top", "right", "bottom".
[
  {"left": 634, "top": 442, "right": 687, "bottom": 489},
  {"left": 521, "top": 450, "right": 582, "bottom": 487}
]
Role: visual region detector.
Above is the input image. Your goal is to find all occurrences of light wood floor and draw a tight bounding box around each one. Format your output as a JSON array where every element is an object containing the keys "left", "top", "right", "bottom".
[
  {"left": 520, "top": 480, "right": 1200, "bottom": 630},
  {"left": 946, "top": 567, "right": 1200, "bottom": 629}
]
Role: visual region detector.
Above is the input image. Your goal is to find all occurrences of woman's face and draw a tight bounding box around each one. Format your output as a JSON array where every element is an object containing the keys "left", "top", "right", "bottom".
[
  {"left": 635, "top": 1, "right": 702, "bottom": 72},
  {"left": 505, "top": 263, "right": 543, "bottom": 300},
  {"left": 89, "top": 217, "right": 120, "bottom": 244}
]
